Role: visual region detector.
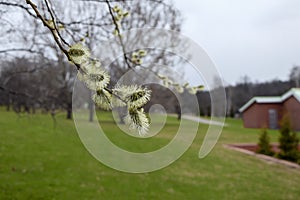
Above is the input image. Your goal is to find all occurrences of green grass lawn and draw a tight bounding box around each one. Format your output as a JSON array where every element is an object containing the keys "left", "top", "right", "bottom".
[{"left": 0, "top": 109, "right": 300, "bottom": 200}]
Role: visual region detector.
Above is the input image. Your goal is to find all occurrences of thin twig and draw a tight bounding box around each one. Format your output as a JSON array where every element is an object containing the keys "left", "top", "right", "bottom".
[
  {"left": 0, "top": 48, "right": 43, "bottom": 55},
  {"left": 0, "top": 2, "right": 37, "bottom": 18},
  {"left": 76, "top": 0, "right": 128, "bottom": 3},
  {"left": 105, "top": 0, "right": 133, "bottom": 70},
  {"left": 43, "top": 0, "right": 70, "bottom": 46},
  {"left": 61, "top": 21, "right": 113, "bottom": 27},
  {"left": 77, "top": 0, "right": 173, "bottom": 10},
  {"left": 26, "top": 0, "right": 81, "bottom": 70},
  {"left": 0, "top": 85, "right": 31, "bottom": 98}
]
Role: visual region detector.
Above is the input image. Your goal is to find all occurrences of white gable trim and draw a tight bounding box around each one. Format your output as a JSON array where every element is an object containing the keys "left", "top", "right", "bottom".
[{"left": 239, "top": 88, "right": 300, "bottom": 113}]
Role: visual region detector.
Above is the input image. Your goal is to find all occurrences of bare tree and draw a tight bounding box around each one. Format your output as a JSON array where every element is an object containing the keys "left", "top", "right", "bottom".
[
  {"left": 0, "top": 0, "right": 194, "bottom": 134},
  {"left": 289, "top": 65, "right": 300, "bottom": 87}
]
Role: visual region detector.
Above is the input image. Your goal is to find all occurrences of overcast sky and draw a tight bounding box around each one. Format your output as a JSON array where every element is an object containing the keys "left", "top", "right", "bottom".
[{"left": 173, "top": 0, "right": 300, "bottom": 85}]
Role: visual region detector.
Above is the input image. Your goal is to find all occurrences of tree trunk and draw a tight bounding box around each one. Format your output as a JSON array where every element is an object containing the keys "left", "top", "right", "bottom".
[
  {"left": 6, "top": 103, "right": 10, "bottom": 111},
  {"left": 175, "top": 105, "right": 181, "bottom": 120},
  {"left": 117, "top": 107, "right": 126, "bottom": 124},
  {"left": 6, "top": 94, "right": 10, "bottom": 111},
  {"left": 66, "top": 103, "right": 72, "bottom": 119},
  {"left": 89, "top": 90, "right": 94, "bottom": 122}
]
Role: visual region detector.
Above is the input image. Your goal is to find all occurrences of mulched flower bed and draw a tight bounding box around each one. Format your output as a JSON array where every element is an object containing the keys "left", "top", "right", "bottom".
[
  {"left": 230, "top": 143, "right": 300, "bottom": 153},
  {"left": 224, "top": 143, "right": 300, "bottom": 169}
]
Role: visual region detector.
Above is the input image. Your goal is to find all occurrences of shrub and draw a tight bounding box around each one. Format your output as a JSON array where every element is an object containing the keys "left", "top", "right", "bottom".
[
  {"left": 256, "top": 128, "right": 274, "bottom": 156},
  {"left": 278, "top": 115, "right": 300, "bottom": 163}
]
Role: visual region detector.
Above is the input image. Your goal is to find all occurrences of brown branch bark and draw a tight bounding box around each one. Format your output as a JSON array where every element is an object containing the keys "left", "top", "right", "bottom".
[
  {"left": 25, "top": 0, "right": 81, "bottom": 70},
  {"left": 105, "top": 0, "right": 133, "bottom": 70}
]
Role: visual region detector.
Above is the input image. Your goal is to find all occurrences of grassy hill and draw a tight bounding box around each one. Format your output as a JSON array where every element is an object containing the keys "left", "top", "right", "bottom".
[{"left": 0, "top": 109, "right": 299, "bottom": 199}]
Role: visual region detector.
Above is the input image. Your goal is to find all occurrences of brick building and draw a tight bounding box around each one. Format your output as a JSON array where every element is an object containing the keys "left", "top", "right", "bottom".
[{"left": 239, "top": 88, "right": 300, "bottom": 130}]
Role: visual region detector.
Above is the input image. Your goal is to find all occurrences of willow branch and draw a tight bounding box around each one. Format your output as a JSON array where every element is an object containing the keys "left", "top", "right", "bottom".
[
  {"left": 105, "top": 0, "right": 133, "bottom": 70},
  {"left": 44, "top": 0, "right": 70, "bottom": 46},
  {"left": 25, "top": 0, "right": 81, "bottom": 70}
]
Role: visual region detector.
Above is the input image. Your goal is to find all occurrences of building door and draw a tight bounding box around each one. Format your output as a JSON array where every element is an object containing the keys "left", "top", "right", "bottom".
[{"left": 268, "top": 109, "right": 278, "bottom": 129}]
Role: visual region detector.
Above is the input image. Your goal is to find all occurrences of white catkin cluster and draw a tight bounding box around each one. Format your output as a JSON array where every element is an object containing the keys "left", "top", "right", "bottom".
[
  {"left": 114, "top": 85, "right": 151, "bottom": 135},
  {"left": 92, "top": 89, "right": 112, "bottom": 111},
  {"left": 158, "top": 74, "right": 204, "bottom": 94},
  {"left": 68, "top": 41, "right": 203, "bottom": 136},
  {"left": 114, "top": 85, "right": 151, "bottom": 109},
  {"left": 131, "top": 50, "right": 147, "bottom": 65},
  {"left": 125, "top": 108, "right": 150, "bottom": 136},
  {"left": 80, "top": 62, "right": 110, "bottom": 91},
  {"left": 68, "top": 43, "right": 90, "bottom": 65},
  {"left": 112, "top": 5, "right": 129, "bottom": 36},
  {"left": 69, "top": 43, "right": 151, "bottom": 135}
]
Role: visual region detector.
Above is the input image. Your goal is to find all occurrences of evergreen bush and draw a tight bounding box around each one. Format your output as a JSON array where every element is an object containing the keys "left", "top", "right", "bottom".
[{"left": 278, "top": 115, "right": 300, "bottom": 163}]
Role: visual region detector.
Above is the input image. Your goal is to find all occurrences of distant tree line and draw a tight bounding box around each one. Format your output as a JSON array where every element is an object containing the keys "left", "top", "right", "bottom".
[
  {"left": 1, "top": 55, "right": 298, "bottom": 119},
  {"left": 0, "top": 56, "right": 184, "bottom": 119},
  {"left": 0, "top": 56, "right": 76, "bottom": 119}
]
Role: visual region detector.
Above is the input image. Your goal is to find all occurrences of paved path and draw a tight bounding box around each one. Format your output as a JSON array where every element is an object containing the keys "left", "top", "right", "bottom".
[{"left": 174, "top": 115, "right": 226, "bottom": 126}]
